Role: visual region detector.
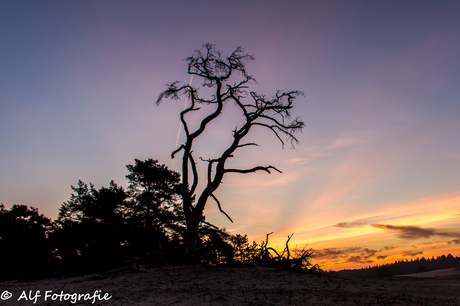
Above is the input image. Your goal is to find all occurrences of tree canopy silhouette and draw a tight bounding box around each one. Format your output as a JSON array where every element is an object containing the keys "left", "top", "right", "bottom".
[
  {"left": 53, "top": 159, "right": 184, "bottom": 273},
  {"left": 0, "top": 204, "right": 52, "bottom": 280},
  {"left": 54, "top": 180, "right": 130, "bottom": 274},
  {"left": 125, "top": 158, "right": 184, "bottom": 263},
  {"left": 157, "top": 44, "right": 305, "bottom": 262},
  {"left": 125, "top": 158, "right": 183, "bottom": 237}
]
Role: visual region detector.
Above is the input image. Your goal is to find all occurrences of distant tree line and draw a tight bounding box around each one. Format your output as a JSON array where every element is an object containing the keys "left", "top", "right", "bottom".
[
  {"left": 339, "top": 254, "right": 460, "bottom": 278},
  {"left": 0, "top": 159, "right": 272, "bottom": 281}
]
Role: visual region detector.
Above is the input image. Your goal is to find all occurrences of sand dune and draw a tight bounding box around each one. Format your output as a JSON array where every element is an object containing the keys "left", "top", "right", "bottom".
[
  {"left": 398, "top": 267, "right": 460, "bottom": 278},
  {"left": 1, "top": 265, "right": 460, "bottom": 305}
]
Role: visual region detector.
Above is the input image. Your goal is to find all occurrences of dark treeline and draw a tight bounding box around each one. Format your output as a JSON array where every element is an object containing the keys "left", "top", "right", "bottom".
[
  {"left": 339, "top": 254, "right": 460, "bottom": 277},
  {"left": 0, "top": 159, "right": 266, "bottom": 281}
]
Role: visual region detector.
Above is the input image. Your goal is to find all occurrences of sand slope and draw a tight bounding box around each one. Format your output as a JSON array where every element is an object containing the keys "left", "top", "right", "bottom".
[{"left": 398, "top": 267, "right": 460, "bottom": 278}]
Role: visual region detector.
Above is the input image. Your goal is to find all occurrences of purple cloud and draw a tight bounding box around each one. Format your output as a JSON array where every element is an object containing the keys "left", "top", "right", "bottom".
[
  {"left": 316, "top": 246, "right": 394, "bottom": 264},
  {"left": 371, "top": 224, "right": 460, "bottom": 240},
  {"left": 334, "top": 219, "right": 369, "bottom": 228},
  {"left": 315, "top": 247, "right": 362, "bottom": 259},
  {"left": 402, "top": 251, "right": 424, "bottom": 257}
]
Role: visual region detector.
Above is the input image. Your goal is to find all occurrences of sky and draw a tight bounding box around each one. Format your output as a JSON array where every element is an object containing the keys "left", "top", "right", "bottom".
[{"left": 1, "top": 0, "right": 459, "bottom": 270}]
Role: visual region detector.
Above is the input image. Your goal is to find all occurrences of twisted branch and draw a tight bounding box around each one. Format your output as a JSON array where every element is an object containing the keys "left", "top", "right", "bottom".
[
  {"left": 210, "top": 193, "right": 233, "bottom": 223},
  {"left": 224, "top": 165, "right": 282, "bottom": 174}
]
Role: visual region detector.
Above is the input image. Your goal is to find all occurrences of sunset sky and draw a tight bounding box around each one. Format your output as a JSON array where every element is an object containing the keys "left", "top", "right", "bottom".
[{"left": 1, "top": 1, "right": 459, "bottom": 270}]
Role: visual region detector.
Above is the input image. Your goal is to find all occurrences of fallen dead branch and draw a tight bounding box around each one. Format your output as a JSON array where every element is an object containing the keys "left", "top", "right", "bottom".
[{"left": 257, "top": 232, "right": 320, "bottom": 272}]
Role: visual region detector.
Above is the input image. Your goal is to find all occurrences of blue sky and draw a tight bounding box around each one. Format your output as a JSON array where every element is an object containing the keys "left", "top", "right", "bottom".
[{"left": 1, "top": 0, "right": 460, "bottom": 269}]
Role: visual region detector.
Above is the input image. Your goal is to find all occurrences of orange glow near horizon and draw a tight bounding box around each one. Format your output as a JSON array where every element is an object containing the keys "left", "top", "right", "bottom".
[{"left": 241, "top": 192, "right": 460, "bottom": 271}]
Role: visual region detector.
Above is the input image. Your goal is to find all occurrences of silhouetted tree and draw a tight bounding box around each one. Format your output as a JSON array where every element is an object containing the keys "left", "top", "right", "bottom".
[
  {"left": 54, "top": 180, "right": 130, "bottom": 274},
  {"left": 125, "top": 158, "right": 184, "bottom": 263},
  {"left": 157, "top": 44, "right": 305, "bottom": 262},
  {"left": 198, "top": 228, "right": 235, "bottom": 265},
  {"left": 126, "top": 159, "right": 183, "bottom": 234},
  {"left": 0, "top": 204, "right": 52, "bottom": 280},
  {"left": 52, "top": 159, "right": 185, "bottom": 273}
]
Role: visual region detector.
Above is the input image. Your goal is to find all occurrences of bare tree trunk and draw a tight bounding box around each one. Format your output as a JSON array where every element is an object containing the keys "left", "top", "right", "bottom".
[{"left": 184, "top": 217, "right": 200, "bottom": 264}]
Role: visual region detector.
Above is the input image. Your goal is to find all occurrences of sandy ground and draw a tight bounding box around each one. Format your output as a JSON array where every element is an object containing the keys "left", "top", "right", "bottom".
[
  {"left": 1, "top": 265, "right": 460, "bottom": 306},
  {"left": 398, "top": 267, "right": 460, "bottom": 278}
]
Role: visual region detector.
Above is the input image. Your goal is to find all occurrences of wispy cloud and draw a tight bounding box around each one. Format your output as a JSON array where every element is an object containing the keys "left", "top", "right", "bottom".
[
  {"left": 402, "top": 251, "right": 424, "bottom": 257},
  {"left": 287, "top": 146, "right": 331, "bottom": 165},
  {"left": 287, "top": 136, "right": 364, "bottom": 166},
  {"left": 316, "top": 246, "right": 385, "bottom": 261},
  {"left": 383, "top": 246, "right": 396, "bottom": 251},
  {"left": 316, "top": 247, "right": 362, "bottom": 259},
  {"left": 334, "top": 218, "right": 369, "bottom": 228},
  {"left": 346, "top": 255, "right": 374, "bottom": 264},
  {"left": 371, "top": 224, "right": 435, "bottom": 239},
  {"left": 327, "top": 138, "right": 363, "bottom": 150},
  {"left": 315, "top": 245, "right": 401, "bottom": 267},
  {"left": 371, "top": 224, "right": 460, "bottom": 240}
]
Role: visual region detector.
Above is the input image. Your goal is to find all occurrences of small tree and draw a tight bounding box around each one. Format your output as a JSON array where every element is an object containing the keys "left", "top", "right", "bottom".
[{"left": 157, "top": 44, "right": 305, "bottom": 262}]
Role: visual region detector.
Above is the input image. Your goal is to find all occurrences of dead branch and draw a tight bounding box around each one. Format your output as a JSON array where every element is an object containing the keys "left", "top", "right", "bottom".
[
  {"left": 259, "top": 232, "right": 318, "bottom": 272},
  {"left": 224, "top": 165, "right": 282, "bottom": 174},
  {"left": 171, "top": 145, "right": 184, "bottom": 159},
  {"left": 210, "top": 193, "right": 233, "bottom": 223}
]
